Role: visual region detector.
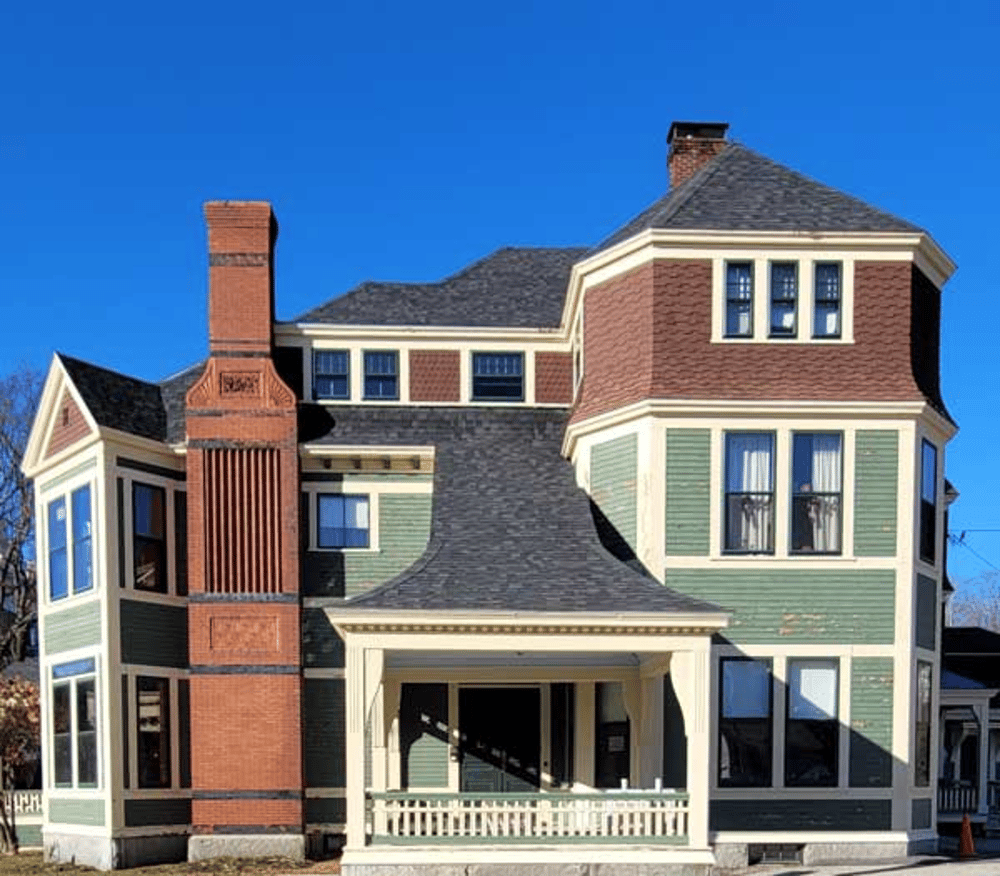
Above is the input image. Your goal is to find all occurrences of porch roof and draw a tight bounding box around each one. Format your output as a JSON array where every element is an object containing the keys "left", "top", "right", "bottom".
[{"left": 310, "top": 406, "right": 725, "bottom": 618}]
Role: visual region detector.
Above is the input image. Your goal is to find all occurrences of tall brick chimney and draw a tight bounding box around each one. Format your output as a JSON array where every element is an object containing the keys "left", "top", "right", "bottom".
[
  {"left": 185, "top": 202, "right": 303, "bottom": 859},
  {"left": 667, "top": 121, "right": 729, "bottom": 189}
]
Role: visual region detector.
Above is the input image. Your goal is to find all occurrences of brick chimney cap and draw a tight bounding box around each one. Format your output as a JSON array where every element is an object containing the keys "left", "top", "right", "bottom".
[{"left": 667, "top": 121, "right": 729, "bottom": 145}]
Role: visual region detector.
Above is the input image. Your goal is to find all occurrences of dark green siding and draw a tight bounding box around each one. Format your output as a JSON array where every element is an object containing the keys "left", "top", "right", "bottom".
[
  {"left": 48, "top": 798, "right": 105, "bottom": 826},
  {"left": 303, "top": 494, "right": 432, "bottom": 597},
  {"left": 304, "top": 678, "right": 345, "bottom": 788},
  {"left": 590, "top": 434, "right": 638, "bottom": 553},
  {"left": 664, "top": 569, "right": 895, "bottom": 644},
  {"left": 711, "top": 799, "right": 891, "bottom": 831},
  {"left": 849, "top": 658, "right": 894, "bottom": 787},
  {"left": 120, "top": 600, "right": 187, "bottom": 668},
  {"left": 912, "top": 797, "right": 932, "bottom": 829},
  {"left": 915, "top": 574, "right": 937, "bottom": 651},
  {"left": 306, "top": 796, "right": 346, "bottom": 825},
  {"left": 124, "top": 798, "right": 191, "bottom": 827},
  {"left": 44, "top": 601, "right": 101, "bottom": 654},
  {"left": 400, "top": 684, "right": 449, "bottom": 789},
  {"left": 854, "top": 431, "right": 898, "bottom": 556},
  {"left": 15, "top": 824, "right": 41, "bottom": 847},
  {"left": 302, "top": 608, "right": 345, "bottom": 668},
  {"left": 665, "top": 429, "right": 711, "bottom": 556}
]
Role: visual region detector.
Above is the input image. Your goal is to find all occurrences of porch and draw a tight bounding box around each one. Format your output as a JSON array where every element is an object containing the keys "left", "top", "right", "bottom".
[{"left": 328, "top": 609, "right": 725, "bottom": 872}]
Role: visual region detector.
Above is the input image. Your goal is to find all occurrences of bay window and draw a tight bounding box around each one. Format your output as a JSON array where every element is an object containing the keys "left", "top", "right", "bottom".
[
  {"left": 47, "top": 483, "right": 93, "bottom": 601},
  {"left": 724, "top": 433, "right": 774, "bottom": 553},
  {"left": 52, "top": 659, "right": 98, "bottom": 788},
  {"left": 137, "top": 677, "right": 171, "bottom": 788},
  {"left": 785, "top": 658, "right": 839, "bottom": 787},
  {"left": 719, "top": 658, "right": 772, "bottom": 787},
  {"left": 920, "top": 440, "right": 938, "bottom": 563},
  {"left": 133, "top": 483, "right": 166, "bottom": 592},
  {"left": 790, "top": 433, "right": 842, "bottom": 554}
]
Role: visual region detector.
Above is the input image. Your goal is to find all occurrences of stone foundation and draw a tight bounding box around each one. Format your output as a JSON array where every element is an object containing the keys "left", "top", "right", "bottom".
[
  {"left": 44, "top": 831, "right": 187, "bottom": 870},
  {"left": 343, "top": 865, "right": 712, "bottom": 876},
  {"left": 188, "top": 832, "right": 305, "bottom": 862}
]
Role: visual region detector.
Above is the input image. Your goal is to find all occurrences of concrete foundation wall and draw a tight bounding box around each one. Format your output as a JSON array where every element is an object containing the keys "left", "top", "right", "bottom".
[{"left": 188, "top": 833, "right": 305, "bottom": 861}]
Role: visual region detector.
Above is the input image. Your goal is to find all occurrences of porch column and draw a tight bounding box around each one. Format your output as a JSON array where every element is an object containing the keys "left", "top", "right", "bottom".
[
  {"left": 671, "top": 642, "right": 712, "bottom": 850},
  {"left": 978, "top": 701, "right": 990, "bottom": 819},
  {"left": 344, "top": 642, "right": 384, "bottom": 850},
  {"left": 639, "top": 658, "right": 669, "bottom": 787}
]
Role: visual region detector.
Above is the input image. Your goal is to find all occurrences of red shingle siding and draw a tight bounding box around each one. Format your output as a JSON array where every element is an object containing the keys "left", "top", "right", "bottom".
[
  {"left": 45, "top": 390, "right": 89, "bottom": 458},
  {"left": 409, "top": 350, "right": 460, "bottom": 402},
  {"left": 535, "top": 352, "right": 574, "bottom": 404},
  {"left": 572, "top": 258, "right": 932, "bottom": 424}
]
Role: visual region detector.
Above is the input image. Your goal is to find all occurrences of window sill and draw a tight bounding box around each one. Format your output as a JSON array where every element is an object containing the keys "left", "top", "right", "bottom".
[{"left": 311, "top": 546, "right": 379, "bottom": 554}]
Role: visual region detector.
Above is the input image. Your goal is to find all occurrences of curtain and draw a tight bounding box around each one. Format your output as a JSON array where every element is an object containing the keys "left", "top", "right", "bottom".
[
  {"left": 809, "top": 435, "right": 841, "bottom": 552},
  {"left": 726, "top": 434, "right": 773, "bottom": 551}
]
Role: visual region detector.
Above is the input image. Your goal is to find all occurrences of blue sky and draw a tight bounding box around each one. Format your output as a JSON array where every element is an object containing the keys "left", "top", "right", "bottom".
[{"left": 2, "top": 0, "right": 998, "bottom": 585}]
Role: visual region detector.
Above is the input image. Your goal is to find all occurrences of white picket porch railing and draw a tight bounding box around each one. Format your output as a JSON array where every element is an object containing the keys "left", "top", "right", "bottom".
[
  {"left": 10, "top": 790, "right": 42, "bottom": 816},
  {"left": 368, "top": 791, "right": 689, "bottom": 845}
]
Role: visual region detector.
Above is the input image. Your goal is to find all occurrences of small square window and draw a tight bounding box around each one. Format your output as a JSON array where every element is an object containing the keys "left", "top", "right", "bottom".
[
  {"left": 769, "top": 262, "right": 797, "bottom": 337},
  {"left": 314, "top": 350, "right": 350, "bottom": 400},
  {"left": 364, "top": 351, "right": 399, "bottom": 400},
  {"left": 317, "top": 494, "right": 370, "bottom": 548},
  {"left": 472, "top": 352, "right": 524, "bottom": 401},
  {"left": 726, "top": 262, "right": 754, "bottom": 337},
  {"left": 813, "top": 263, "right": 842, "bottom": 338}
]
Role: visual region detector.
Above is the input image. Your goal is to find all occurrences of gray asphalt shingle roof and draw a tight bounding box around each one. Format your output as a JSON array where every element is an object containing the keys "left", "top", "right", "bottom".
[
  {"left": 293, "top": 246, "right": 587, "bottom": 329},
  {"left": 593, "top": 143, "right": 922, "bottom": 253},
  {"left": 315, "top": 405, "right": 723, "bottom": 616}
]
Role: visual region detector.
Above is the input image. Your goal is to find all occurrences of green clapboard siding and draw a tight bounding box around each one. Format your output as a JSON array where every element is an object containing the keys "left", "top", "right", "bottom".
[
  {"left": 850, "top": 658, "right": 894, "bottom": 787},
  {"left": 915, "top": 574, "right": 937, "bottom": 651},
  {"left": 344, "top": 495, "right": 432, "bottom": 598},
  {"left": 302, "top": 608, "right": 345, "bottom": 668},
  {"left": 400, "top": 684, "right": 449, "bottom": 789},
  {"left": 16, "top": 824, "right": 41, "bottom": 847},
  {"left": 304, "top": 678, "right": 346, "bottom": 788},
  {"left": 665, "top": 429, "right": 711, "bottom": 556},
  {"left": 664, "top": 569, "right": 895, "bottom": 644},
  {"left": 590, "top": 434, "right": 638, "bottom": 553},
  {"left": 711, "top": 799, "right": 891, "bottom": 831},
  {"left": 306, "top": 796, "right": 346, "bottom": 826},
  {"left": 854, "top": 430, "right": 898, "bottom": 557},
  {"left": 49, "top": 797, "right": 105, "bottom": 826},
  {"left": 912, "top": 797, "right": 932, "bottom": 829},
  {"left": 124, "top": 798, "right": 192, "bottom": 827},
  {"left": 120, "top": 600, "right": 188, "bottom": 668},
  {"left": 44, "top": 601, "right": 101, "bottom": 654}
]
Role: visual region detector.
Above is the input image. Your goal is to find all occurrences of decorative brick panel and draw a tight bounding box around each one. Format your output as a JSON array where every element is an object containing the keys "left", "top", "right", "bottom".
[
  {"left": 572, "top": 259, "right": 935, "bottom": 424},
  {"left": 45, "top": 390, "right": 89, "bottom": 459},
  {"left": 534, "top": 352, "right": 573, "bottom": 404},
  {"left": 409, "top": 350, "right": 460, "bottom": 402},
  {"left": 193, "top": 798, "right": 302, "bottom": 830},
  {"left": 190, "top": 603, "right": 300, "bottom": 667}
]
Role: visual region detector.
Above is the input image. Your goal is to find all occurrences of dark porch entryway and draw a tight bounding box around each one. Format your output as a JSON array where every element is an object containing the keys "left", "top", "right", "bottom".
[{"left": 459, "top": 687, "right": 540, "bottom": 792}]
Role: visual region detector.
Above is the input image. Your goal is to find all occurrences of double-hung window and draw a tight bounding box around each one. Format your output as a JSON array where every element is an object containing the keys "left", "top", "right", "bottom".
[
  {"left": 364, "top": 351, "right": 399, "bottom": 400},
  {"left": 472, "top": 352, "right": 524, "bottom": 401},
  {"left": 790, "top": 433, "right": 842, "bottom": 554},
  {"left": 47, "top": 484, "right": 93, "bottom": 601},
  {"left": 769, "top": 262, "right": 797, "bottom": 337},
  {"left": 719, "top": 658, "right": 772, "bottom": 787},
  {"left": 813, "top": 263, "right": 842, "bottom": 338},
  {"left": 52, "top": 659, "right": 98, "bottom": 788},
  {"left": 133, "top": 483, "right": 166, "bottom": 592},
  {"left": 317, "top": 494, "right": 370, "bottom": 548},
  {"left": 920, "top": 440, "right": 938, "bottom": 563},
  {"left": 785, "top": 658, "right": 839, "bottom": 787},
  {"left": 137, "top": 677, "right": 171, "bottom": 788},
  {"left": 725, "top": 262, "right": 753, "bottom": 338},
  {"left": 724, "top": 433, "right": 774, "bottom": 553},
  {"left": 314, "top": 350, "right": 350, "bottom": 400}
]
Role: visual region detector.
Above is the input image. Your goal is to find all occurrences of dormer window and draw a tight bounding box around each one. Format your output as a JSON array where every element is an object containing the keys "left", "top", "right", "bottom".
[
  {"left": 314, "top": 350, "right": 350, "bottom": 400},
  {"left": 364, "top": 351, "right": 399, "bottom": 400}
]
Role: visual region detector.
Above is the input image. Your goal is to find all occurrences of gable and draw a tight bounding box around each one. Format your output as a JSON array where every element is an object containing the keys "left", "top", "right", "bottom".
[{"left": 44, "top": 389, "right": 92, "bottom": 461}]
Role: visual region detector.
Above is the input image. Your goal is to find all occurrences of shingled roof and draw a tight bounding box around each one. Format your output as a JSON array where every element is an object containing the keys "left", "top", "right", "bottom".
[
  {"left": 293, "top": 246, "right": 587, "bottom": 329},
  {"left": 593, "top": 143, "right": 922, "bottom": 253},
  {"left": 310, "top": 405, "right": 724, "bottom": 616}
]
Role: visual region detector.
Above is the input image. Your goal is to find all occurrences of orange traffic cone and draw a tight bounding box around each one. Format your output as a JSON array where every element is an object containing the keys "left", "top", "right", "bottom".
[{"left": 959, "top": 813, "right": 976, "bottom": 859}]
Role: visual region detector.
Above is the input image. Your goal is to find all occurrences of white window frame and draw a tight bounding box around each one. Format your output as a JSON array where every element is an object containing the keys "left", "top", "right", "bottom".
[
  {"left": 42, "top": 479, "right": 96, "bottom": 606},
  {"left": 50, "top": 657, "right": 101, "bottom": 791},
  {"left": 304, "top": 486, "right": 380, "bottom": 553}
]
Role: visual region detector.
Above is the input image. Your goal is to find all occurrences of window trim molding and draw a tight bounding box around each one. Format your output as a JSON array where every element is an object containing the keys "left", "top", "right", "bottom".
[
  {"left": 303, "top": 485, "right": 381, "bottom": 553},
  {"left": 362, "top": 349, "right": 400, "bottom": 401},
  {"left": 316, "top": 493, "right": 372, "bottom": 550},
  {"left": 44, "top": 479, "right": 96, "bottom": 605},
  {"left": 312, "top": 348, "right": 351, "bottom": 400},
  {"left": 49, "top": 657, "right": 101, "bottom": 791}
]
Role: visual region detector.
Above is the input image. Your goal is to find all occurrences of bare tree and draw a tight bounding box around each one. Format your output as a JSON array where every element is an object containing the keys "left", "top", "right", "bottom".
[
  {"left": 947, "top": 570, "right": 1000, "bottom": 631},
  {"left": 0, "top": 367, "right": 43, "bottom": 669}
]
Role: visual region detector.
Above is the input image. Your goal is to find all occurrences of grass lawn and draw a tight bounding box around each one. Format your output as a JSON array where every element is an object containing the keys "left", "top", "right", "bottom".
[{"left": 0, "top": 852, "right": 340, "bottom": 875}]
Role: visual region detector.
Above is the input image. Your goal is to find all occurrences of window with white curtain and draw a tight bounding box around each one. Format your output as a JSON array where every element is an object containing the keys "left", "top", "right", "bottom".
[
  {"left": 790, "top": 433, "right": 842, "bottom": 554},
  {"left": 724, "top": 433, "right": 774, "bottom": 553}
]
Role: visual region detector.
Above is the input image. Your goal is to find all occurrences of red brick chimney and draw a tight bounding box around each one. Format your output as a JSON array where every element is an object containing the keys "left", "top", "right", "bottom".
[{"left": 667, "top": 121, "right": 729, "bottom": 189}]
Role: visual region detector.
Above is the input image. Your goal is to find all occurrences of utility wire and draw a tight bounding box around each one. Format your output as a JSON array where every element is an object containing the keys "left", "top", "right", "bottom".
[{"left": 948, "top": 531, "right": 1000, "bottom": 572}]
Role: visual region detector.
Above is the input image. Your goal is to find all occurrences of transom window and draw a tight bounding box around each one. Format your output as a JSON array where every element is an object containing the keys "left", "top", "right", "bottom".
[
  {"left": 133, "top": 483, "right": 166, "bottom": 592},
  {"left": 472, "top": 352, "right": 524, "bottom": 401},
  {"left": 725, "top": 262, "right": 754, "bottom": 338},
  {"left": 769, "top": 262, "right": 797, "bottom": 337},
  {"left": 52, "top": 658, "right": 98, "bottom": 789},
  {"left": 813, "top": 263, "right": 842, "bottom": 338},
  {"left": 790, "top": 433, "right": 842, "bottom": 554},
  {"left": 314, "top": 350, "right": 350, "bottom": 400},
  {"left": 719, "top": 658, "right": 772, "bottom": 787},
  {"left": 364, "top": 351, "right": 399, "bottom": 400},
  {"left": 785, "top": 658, "right": 839, "bottom": 787},
  {"left": 47, "top": 484, "right": 93, "bottom": 601},
  {"left": 317, "top": 494, "right": 370, "bottom": 548},
  {"left": 724, "top": 433, "right": 774, "bottom": 554}
]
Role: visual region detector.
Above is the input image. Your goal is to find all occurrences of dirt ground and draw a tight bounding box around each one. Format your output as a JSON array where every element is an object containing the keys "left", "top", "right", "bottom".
[{"left": 0, "top": 852, "right": 340, "bottom": 875}]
